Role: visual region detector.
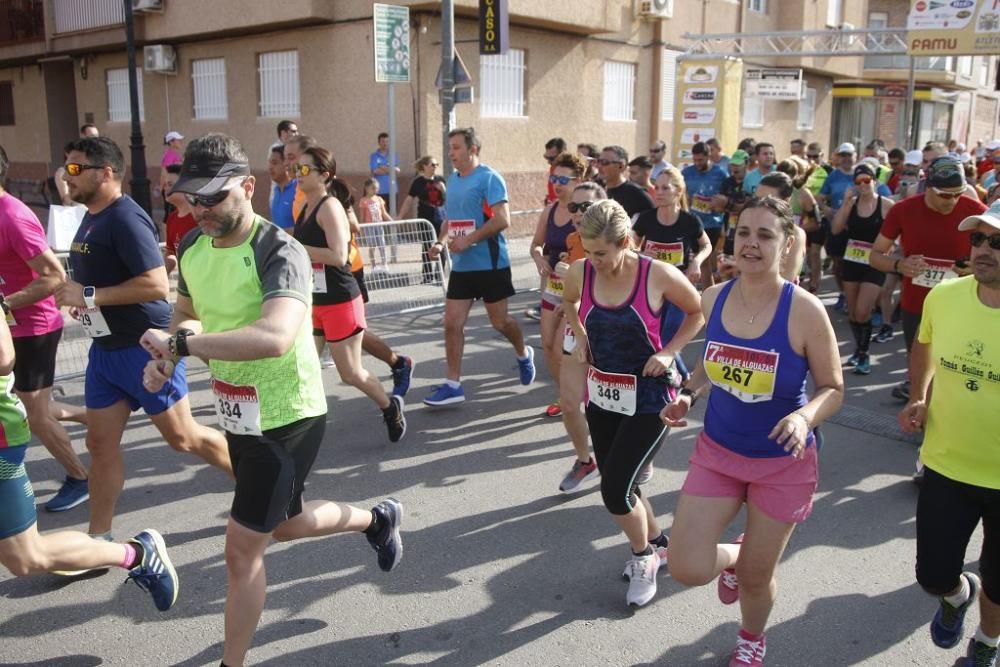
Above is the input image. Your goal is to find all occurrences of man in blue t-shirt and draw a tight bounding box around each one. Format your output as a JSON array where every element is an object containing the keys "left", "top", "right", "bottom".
[
  {"left": 424, "top": 128, "right": 536, "bottom": 406},
  {"left": 369, "top": 131, "right": 400, "bottom": 208},
  {"left": 742, "top": 142, "right": 777, "bottom": 194},
  {"left": 682, "top": 141, "right": 728, "bottom": 288},
  {"left": 267, "top": 143, "right": 296, "bottom": 230},
  {"left": 55, "top": 136, "right": 231, "bottom": 542}
]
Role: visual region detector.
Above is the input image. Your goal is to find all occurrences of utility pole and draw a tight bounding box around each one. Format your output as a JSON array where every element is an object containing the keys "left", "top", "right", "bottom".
[
  {"left": 123, "top": 0, "right": 151, "bottom": 214},
  {"left": 441, "top": 0, "right": 455, "bottom": 173}
]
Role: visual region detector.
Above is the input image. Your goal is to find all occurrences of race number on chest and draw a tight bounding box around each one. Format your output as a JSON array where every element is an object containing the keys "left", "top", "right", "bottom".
[
  {"left": 311, "top": 263, "right": 328, "bottom": 294},
  {"left": 80, "top": 307, "right": 111, "bottom": 338},
  {"left": 447, "top": 219, "right": 475, "bottom": 240},
  {"left": 844, "top": 239, "right": 873, "bottom": 265},
  {"left": 643, "top": 240, "right": 684, "bottom": 266},
  {"left": 211, "top": 378, "right": 262, "bottom": 436},
  {"left": 587, "top": 367, "right": 637, "bottom": 415},
  {"left": 704, "top": 341, "right": 779, "bottom": 403},
  {"left": 912, "top": 258, "right": 957, "bottom": 289}
]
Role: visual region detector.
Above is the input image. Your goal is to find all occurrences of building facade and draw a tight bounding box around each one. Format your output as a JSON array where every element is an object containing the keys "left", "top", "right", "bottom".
[{"left": 0, "top": 0, "right": 995, "bottom": 217}]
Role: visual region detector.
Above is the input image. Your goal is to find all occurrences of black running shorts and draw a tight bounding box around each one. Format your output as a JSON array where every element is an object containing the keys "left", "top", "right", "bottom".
[
  {"left": 12, "top": 328, "right": 61, "bottom": 392},
  {"left": 446, "top": 267, "right": 516, "bottom": 304}
]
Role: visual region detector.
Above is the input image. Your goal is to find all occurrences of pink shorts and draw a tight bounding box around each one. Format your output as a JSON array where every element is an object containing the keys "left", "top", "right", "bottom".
[
  {"left": 312, "top": 297, "right": 366, "bottom": 343},
  {"left": 682, "top": 431, "right": 818, "bottom": 524}
]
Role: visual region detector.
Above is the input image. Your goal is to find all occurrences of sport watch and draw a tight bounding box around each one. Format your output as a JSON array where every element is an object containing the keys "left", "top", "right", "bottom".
[{"left": 83, "top": 286, "right": 97, "bottom": 309}]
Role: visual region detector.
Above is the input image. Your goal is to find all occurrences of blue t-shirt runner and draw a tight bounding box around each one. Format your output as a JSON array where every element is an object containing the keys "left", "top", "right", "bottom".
[
  {"left": 445, "top": 164, "right": 511, "bottom": 273},
  {"left": 682, "top": 163, "right": 728, "bottom": 231}
]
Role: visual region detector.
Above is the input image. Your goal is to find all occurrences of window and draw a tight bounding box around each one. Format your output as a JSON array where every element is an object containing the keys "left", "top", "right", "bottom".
[
  {"left": 603, "top": 61, "right": 636, "bottom": 121},
  {"left": 106, "top": 68, "right": 144, "bottom": 122},
  {"left": 742, "top": 93, "right": 763, "bottom": 128},
  {"left": 480, "top": 48, "right": 526, "bottom": 118},
  {"left": 959, "top": 56, "right": 974, "bottom": 78},
  {"left": 258, "top": 50, "right": 299, "bottom": 118},
  {"left": 979, "top": 58, "right": 991, "bottom": 87},
  {"left": 797, "top": 87, "right": 816, "bottom": 131},
  {"left": 747, "top": 0, "right": 767, "bottom": 13},
  {"left": 192, "top": 58, "right": 228, "bottom": 120},
  {"left": 0, "top": 82, "right": 13, "bottom": 126},
  {"left": 868, "top": 12, "right": 887, "bottom": 29},
  {"left": 661, "top": 49, "right": 683, "bottom": 121},
  {"left": 826, "top": 0, "right": 843, "bottom": 27}
]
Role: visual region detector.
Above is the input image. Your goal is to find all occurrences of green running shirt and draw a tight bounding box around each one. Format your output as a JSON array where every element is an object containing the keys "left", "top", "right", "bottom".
[
  {"left": 176, "top": 216, "right": 326, "bottom": 432},
  {"left": 0, "top": 372, "right": 30, "bottom": 448}
]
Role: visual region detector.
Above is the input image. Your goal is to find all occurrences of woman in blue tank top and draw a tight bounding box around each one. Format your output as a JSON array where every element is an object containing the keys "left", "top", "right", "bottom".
[
  {"left": 660, "top": 196, "right": 844, "bottom": 665},
  {"left": 563, "top": 199, "right": 704, "bottom": 609}
]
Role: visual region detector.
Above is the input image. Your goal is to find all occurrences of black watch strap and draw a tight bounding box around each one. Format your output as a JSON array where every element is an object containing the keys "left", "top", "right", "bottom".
[
  {"left": 174, "top": 328, "right": 194, "bottom": 358},
  {"left": 680, "top": 387, "right": 698, "bottom": 407}
]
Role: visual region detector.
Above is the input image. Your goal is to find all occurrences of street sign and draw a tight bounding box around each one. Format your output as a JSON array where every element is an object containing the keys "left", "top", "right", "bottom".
[
  {"left": 479, "top": 0, "right": 509, "bottom": 55},
  {"left": 744, "top": 68, "right": 803, "bottom": 100},
  {"left": 434, "top": 49, "right": 473, "bottom": 89},
  {"left": 373, "top": 3, "right": 410, "bottom": 83}
]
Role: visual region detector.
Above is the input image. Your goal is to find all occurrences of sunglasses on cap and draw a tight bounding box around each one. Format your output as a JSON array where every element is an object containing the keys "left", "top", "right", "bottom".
[
  {"left": 931, "top": 187, "right": 964, "bottom": 200},
  {"left": 549, "top": 174, "right": 576, "bottom": 186},
  {"left": 854, "top": 176, "right": 873, "bottom": 185},
  {"left": 64, "top": 163, "right": 107, "bottom": 176},
  {"left": 567, "top": 200, "right": 595, "bottom": 214},
  {"left": 971, "top": 231, "right": 1000, "bottom": 250}
]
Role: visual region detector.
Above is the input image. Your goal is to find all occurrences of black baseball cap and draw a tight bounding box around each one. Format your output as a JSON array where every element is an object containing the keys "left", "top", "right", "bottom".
[
  {"left": 925, "top": 156, "right": 965, "bottom": 190},
  {"left": 172, "top": 154, "right": 251, "bottom": 196}
]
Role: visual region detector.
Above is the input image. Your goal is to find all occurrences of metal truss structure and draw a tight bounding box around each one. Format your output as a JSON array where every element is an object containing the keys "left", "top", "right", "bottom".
[{"left": 683, "top": 27, "right": 910, "bottom": 59}]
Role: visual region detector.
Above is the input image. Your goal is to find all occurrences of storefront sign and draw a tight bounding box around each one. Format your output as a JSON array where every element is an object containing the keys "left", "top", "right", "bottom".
[
  {"left": 744, "top": 68, "right": 803, "bottom": 100},
  {"left": 479, "top": 0, "right": 509, "bottom": 55}
]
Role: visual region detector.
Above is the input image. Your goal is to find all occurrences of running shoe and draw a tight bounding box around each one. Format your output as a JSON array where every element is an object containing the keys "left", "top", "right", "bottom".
[
  {"left": 965, "top": 637, "right": 999, "bottom": 667},
  {"left": 854, "top": 354, "right": 872, "bottom": 375},
  {"left": 366, "top": 498, "right": 403, "bottom": 572},
  {"left": 730, "top": 630, "right": 767, "bottom": 667},
  {"left": 892, "top": 380, "right": 911, "bottom": 401},
  {"left": 382, "top": 396, "right": 407, "bottom": 443},
  {"left": 559, "top": 458, "right": 598, "bottom": 493},
  {"left": 623, "top": 541, "right": 668, "bottom": 580},
  {"left": 545, "top": 401, "right": 562, "bottom": 418},
  {"left": 844, "top": 352, "right": 860, "bottom": 368},
  {"left": 524, "top": 307, "right": 541, "bottom": 321},
  {"left": 391, "top": 356, "right": 414, "bottom": 397},
  {"left": 624, "top": 550, "right": 660, "bottom": 607},
  {"left": 931, "top": 572, "right": 981, "bottom": 649},
  {"left": 423, "top": 383, "right": 465, "bottom": 406},
  {"left": 717, "top": 533, "right": 745, "bottom": 605},
  {"left": 637, "top": 463, "right": 654, "bottom": 485},
  {"left": 126, "top": 529, "right": 179, "bottom": 612},
  {"left": 518, "top": 346, "right": 537, "bottom": 385},
  {"left": 913, "top": 458, "right": 925, "bottom": 486},
  {"left": 44, "top": 476, "right": 89, "bottom": 512},
  {"left": 873, "top": 324, "right": 894, "bottom": 344},
  {"left": 319, "top": 352, "right": 336, "bottom": 369},
  {"left": 833, "top": 294, "right": 848, "bottom": 313}
]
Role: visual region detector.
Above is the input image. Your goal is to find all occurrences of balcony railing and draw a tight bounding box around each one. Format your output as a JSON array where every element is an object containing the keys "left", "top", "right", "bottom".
[
  {"left": 864, "top": 54, "right": 954, "bottom": 73},
  {"left": 0, "top": 0, "right": 44, "bottom": 44},
  {"left": 53, "top": 0, "right": 123, "bottom": 34}
]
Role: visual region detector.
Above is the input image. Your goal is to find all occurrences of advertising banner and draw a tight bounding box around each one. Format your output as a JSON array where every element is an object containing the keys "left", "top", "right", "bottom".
[
  {"left": 671, "top": 58, "right": 743, "bottom": 166},
  {"left": 907, "top": 0, "right": 1000, "bottom": 56}
]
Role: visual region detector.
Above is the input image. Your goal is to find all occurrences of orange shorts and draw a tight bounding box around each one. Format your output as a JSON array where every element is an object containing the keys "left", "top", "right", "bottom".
[{"left": 312, "top": 297, "right": 366, "bottom": 343}]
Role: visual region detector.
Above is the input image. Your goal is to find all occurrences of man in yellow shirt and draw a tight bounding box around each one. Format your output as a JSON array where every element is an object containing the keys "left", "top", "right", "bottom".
[{"left": 899, "top": 199, "right": 1000, "bottom": 666}]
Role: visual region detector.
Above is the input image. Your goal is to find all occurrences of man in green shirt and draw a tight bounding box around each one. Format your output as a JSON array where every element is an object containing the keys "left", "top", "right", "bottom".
[{"left": 140, "top": 134, "right": 402, "bottom": 667}]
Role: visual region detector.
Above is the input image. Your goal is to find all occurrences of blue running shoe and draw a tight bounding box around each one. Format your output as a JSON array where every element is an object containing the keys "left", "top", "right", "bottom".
[
  {"left": 931, "top": 571, "right": 980, "bottom": 649},
  {"left": 518, "top": 346, "right": 536, "bottom": 385},
  {"left": 45, "top": 477, "right": 89, "bottom": 513},
  {"left": 854, "top": 354, "right": 872, "bottom": 375},
  {"left": 845, "top": 352, "right": 860, "bottom": 368},
  {"left": 126, "top": 529, "right": 179, "bottom": 612},
  {"left": 366, "top": 498, "right": 403, "bottom": 572},
  {"left": 423, "top": 383, "right": 465, "bottom": 406},
  {"left": 391, "top": 356, "right": 414, "bottom": 397},
  {"left": 966, "top": 637, "right": 999, "bottom": 667}
]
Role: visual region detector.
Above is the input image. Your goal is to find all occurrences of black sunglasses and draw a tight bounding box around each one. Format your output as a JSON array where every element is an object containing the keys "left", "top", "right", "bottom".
[
  {"left": 64, "top": 162, "right": 107, "bottom": 176},
  {"left": 184, "top": 185, "right": 239, "bottom": 208},
  {"left": 567, "top": 200, "right": 595, "bottom": 214},
  {"left": 971, "top": 231, "right": 1000, "bottom": 250}
]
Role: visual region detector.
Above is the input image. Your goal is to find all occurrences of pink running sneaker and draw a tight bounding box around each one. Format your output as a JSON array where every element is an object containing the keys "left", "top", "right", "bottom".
[
  {"left": 717, "top": 532, "right": 745, "bottom": 605},
  {"left": 729, "top": 629, "right": 766, "bottom": 666}
]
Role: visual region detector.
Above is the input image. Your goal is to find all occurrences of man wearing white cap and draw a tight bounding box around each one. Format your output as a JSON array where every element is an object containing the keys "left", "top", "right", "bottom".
[
  {"left": 896, "top": 150, "right": 925, "bottom": 201},
  {"left": 159, "top": 131, "right": 185, "bottom": 228},
  {"left": 898, "top": 198, "right": 1000, "bottom": 667}
]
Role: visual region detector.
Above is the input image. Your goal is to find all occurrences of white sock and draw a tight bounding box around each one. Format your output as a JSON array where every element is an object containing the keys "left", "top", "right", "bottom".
[
  {"left": 517, "top": 348, "right": 531, "bottom": 361},
  {"left": 944, "top": 575, "right": 971, "bottom": 608},
  {"left": 976, "top": 626, "right": 1000, "bottom": 647},
  {"left": 445, "top": 379, "right": 461, "bottom": 389}
]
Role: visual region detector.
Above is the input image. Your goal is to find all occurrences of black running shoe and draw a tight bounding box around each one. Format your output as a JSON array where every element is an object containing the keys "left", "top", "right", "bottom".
[{"left": 366, "top": 498, "right": 403, "bottom": 572}]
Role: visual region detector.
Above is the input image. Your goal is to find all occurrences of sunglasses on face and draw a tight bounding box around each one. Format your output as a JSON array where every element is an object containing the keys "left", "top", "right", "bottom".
[
  {"left": 567, "top": 200, "right": 594, "bottom": 214},
  {"left": 429, "top": 162, "right": 439, "bottom": 167},
  {"left": 549, "top": 174, "right": 576, "bottom": 186},
  {"left": 598, "top": 159, "right": 622, "bottom": 166},
  {"left": 931, "top": 187, "right": 965, "bottom": 200},
  {"left": 184, "top": 185, "right": 239, "bottom": 208},
  {"left": 64, "top": 163, "right": 105, "bottom": 176},
  {"left": 806, "top": 154, "right": 821, "bottom": 160},
  {"left": 971, "top": 231, "right": 1000, "bottom": 250},
  {"left": 649, "top": 148, "right": 662, "bottom": 154},
  {"left": 854, "top": 176, "right": 873, "bottom": 185},
  {"left": 543, "top": 154, "right": 556, "bottom": 163},
  {"left": 295, "top": 163, "right": 319, "bottom": 177}
]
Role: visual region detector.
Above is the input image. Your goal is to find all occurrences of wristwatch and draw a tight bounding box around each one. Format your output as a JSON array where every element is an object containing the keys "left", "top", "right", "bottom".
[
  {"left": 168, "top": 328, "right": 195, "bottom": 359},
  {"left": 680, "top": 387, "right": 698, "bottom": 407},
  {"left": 83, "top": 286, "right": 97, "bottom": 309}
]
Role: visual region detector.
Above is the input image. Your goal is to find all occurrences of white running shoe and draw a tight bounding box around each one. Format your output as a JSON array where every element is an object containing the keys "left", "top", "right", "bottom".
[{"left": 625, "top": 550, "right": 660, "bottom": 607}]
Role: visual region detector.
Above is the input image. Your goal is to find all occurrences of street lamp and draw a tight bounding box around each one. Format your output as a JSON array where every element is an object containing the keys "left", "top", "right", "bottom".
[{"left": 123, "top": 0, "right": 151, "bottom": 214}]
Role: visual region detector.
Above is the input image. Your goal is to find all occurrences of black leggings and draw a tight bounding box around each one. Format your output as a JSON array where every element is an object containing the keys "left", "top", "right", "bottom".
[
  {"left": 916, "top": 467, "right": 1000, "bottom": 603},
  {"left": 585, "top": 407, "right": 668, "bottom": 516}
]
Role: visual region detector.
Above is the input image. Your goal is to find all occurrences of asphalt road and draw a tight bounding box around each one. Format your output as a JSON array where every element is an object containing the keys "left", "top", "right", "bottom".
[{"left": 0, "top": 288, "right": 981, "bottom": 667}]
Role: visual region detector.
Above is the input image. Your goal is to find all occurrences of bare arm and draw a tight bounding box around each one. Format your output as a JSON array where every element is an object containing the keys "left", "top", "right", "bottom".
[
  {"left": 185, "top": 296, "right": 308, "bottom": 361},
  {"left": 908, "top": 339, "right": 934, "bottom": 404},
  {"left": 0, "top": 317, "right": 13, "bottom": 375},
  {"left": 378, "top": 197, "right": 394, "bottom": 222},
  {"left": 562, "top": 259, "right": 587, "bottom": 345},
  {"left": 830, "top": 193, "right": 854, "bottom": 235},
  {"left": 400, "top": 195, "right": 417, "bottom": 220},
  {"left": 689, "top": 231, "right": 712, "bottom": 269},
  {"left": 791, "top": 291, "right": 844, "bottom": 428},
  {"left": 529, "top": 206, "right": 553, "bottom": 275},
  {"left": 652, "top": 261, "right": 704, "bottom": 357},
  {"left": 169, "top": 294, "right": 204, "bottom": 335},
  {"left": 780, "top": 227, "right": 807, "bottom": 282},
  {"left": 5, "top": 250, "right": 66, "bottom": 310}
]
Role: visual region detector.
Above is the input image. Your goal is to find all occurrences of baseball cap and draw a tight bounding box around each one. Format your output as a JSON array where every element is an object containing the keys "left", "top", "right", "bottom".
[
  {"left": 985, "top": 140, "right": 1000, "bottom": 152},
  {"left": 164, "top": 131, "right": 184, "bottom": 144},
  {"left": 836, "top": 142, "right": 856, "bottom": 155},
  {"left": 853, "top": 163, "right": 877, "bottom": 179},
  {"left": 904, "top": 149, "right": 923, "bottom": 166},
  {"left": 925, "top": 156, "right": 965, "bottom": 190},
  {"left": 172, "top": 153, "right": 251, "bottom": 196},
  {"left": 957, "top": 199, "right": 1000, "bottom": 232},
  {"left": 729, "top": 149, "right": 749, "bottom": 166}
]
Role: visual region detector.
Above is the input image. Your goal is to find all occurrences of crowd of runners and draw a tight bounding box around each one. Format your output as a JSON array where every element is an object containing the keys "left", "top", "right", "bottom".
[{"left": 0, "top": 121, "right": 998, "bottom": 666}]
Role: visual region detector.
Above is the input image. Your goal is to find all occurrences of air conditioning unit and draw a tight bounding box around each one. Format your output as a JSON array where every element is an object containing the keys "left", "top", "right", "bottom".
[
  {"left": 144, "top": 45, "right": 176, "bottom": 74},
  {"left": 132, "top": 0, "right": 163, "bottom": 12},
  {"left": 637, "top": 0, "right": 673, "bottom": 20}
]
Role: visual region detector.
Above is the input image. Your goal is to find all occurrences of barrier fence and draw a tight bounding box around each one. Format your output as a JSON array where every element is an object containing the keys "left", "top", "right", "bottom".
[{"left": 51, "top": 212, "right": 545, "bottom": 384}]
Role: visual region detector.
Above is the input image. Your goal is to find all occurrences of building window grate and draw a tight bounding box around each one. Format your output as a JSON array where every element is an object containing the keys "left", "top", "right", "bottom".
[
  {"left": 481, "top": 48, "right": 526, "bottom": 118},
  {"left": 193, "top": 58, "right": 228, "bottom": 120},
  {"left": 106, "top": 67, "right": 144, "bottom": 123},
  {"left": 258, "top": 50, "right": 299, "bottom": 118},
  {"left": 604, "top": 61, "right": 636, "bottom": 122}
]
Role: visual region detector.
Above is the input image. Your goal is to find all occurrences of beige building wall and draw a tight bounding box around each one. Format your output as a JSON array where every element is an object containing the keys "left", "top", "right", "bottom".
[{"left": 0, "top": 64, "right": 50, "bottom": 179}]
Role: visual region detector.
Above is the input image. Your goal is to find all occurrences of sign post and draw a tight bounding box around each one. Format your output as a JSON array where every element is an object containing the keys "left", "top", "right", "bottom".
[{"left": 373, "top": 3, "right": 410, "bottom": 215}]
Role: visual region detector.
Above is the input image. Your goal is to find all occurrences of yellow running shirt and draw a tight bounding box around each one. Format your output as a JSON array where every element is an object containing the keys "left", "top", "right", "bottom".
[{"left": 918, "top": 276, "right": 1000, "bottom": 489}]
